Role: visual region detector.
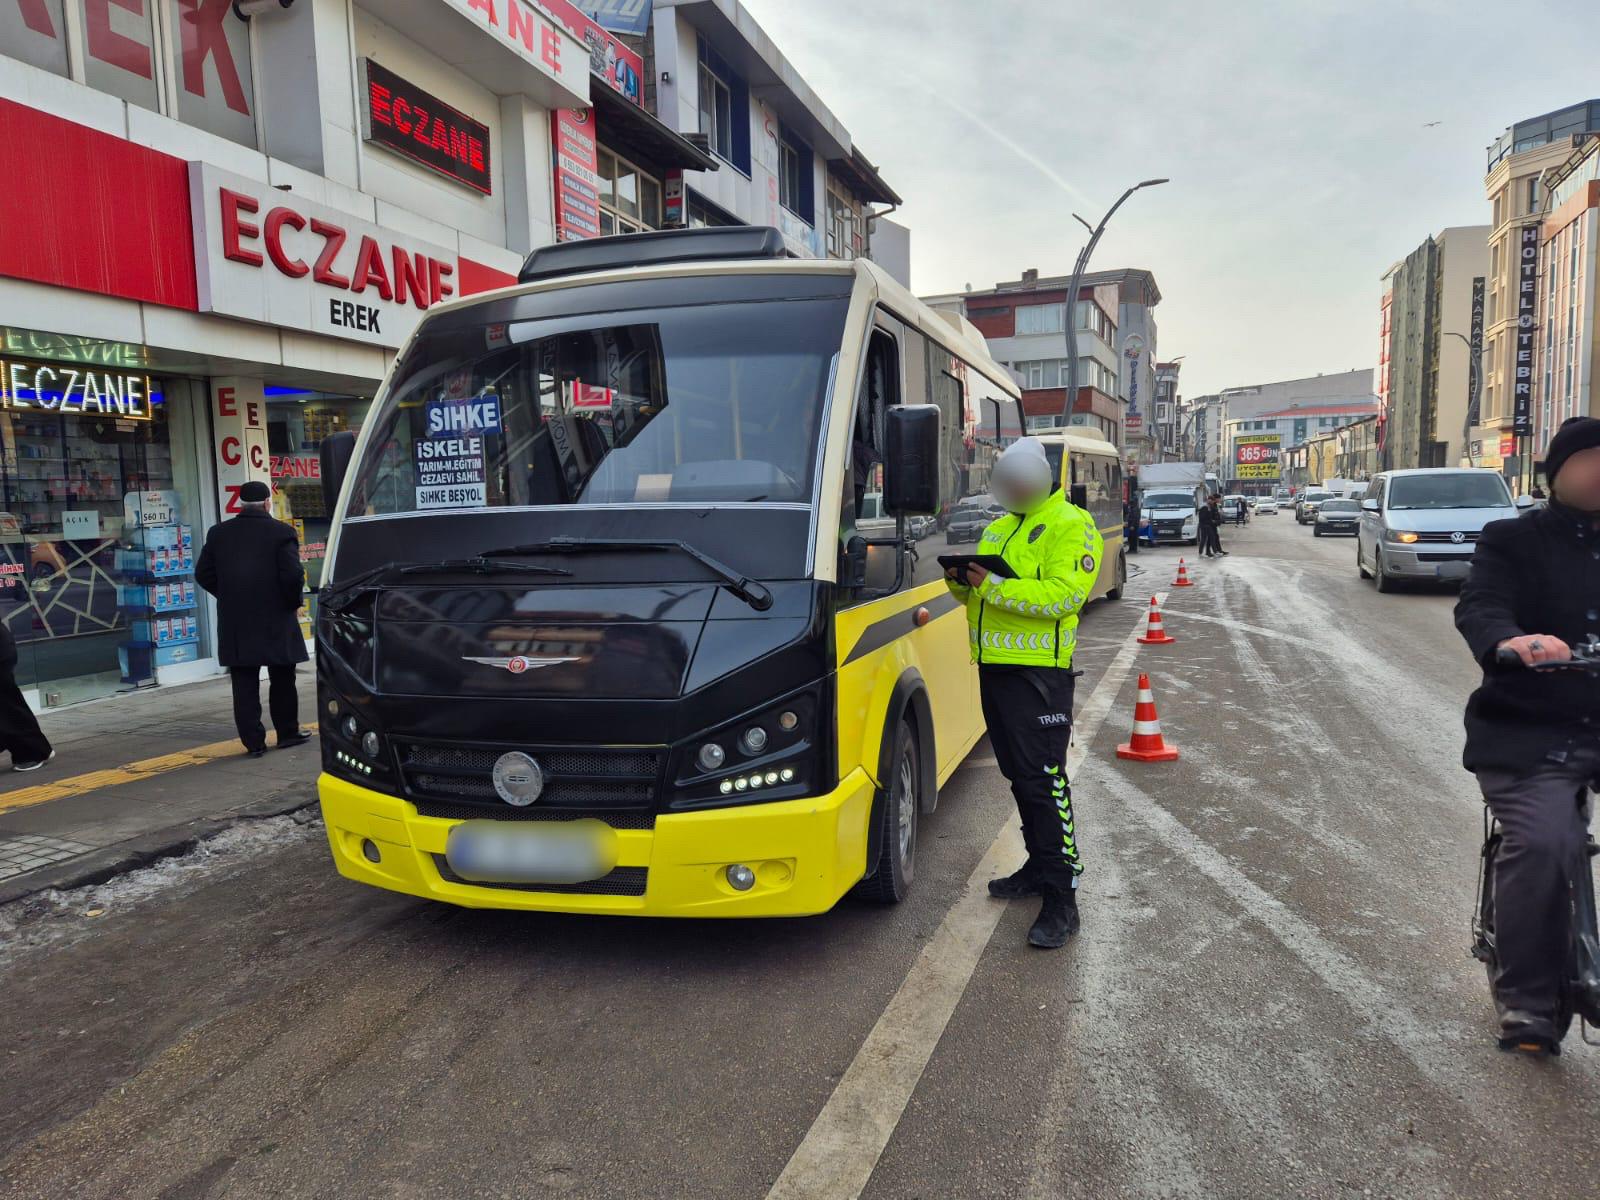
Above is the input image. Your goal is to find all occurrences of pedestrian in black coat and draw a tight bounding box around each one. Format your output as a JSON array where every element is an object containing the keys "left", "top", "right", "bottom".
[
  {"left": 1454, "top": 415, "right": 1600, "bottom": 1051},
  {"left": 195, "top": 481, "right": 310, "bottom": 757},
  {"left": 0, "top": 587, "right": 52, "bottom": 771}
]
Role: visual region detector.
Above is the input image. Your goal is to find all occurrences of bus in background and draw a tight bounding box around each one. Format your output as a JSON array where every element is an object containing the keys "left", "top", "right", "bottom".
[
  {"left": 1036, "top": 431, "right": 1127, "bottom": 601},
  {"left": 312, "top": 227, "right": 1023, "bottom": 918}
]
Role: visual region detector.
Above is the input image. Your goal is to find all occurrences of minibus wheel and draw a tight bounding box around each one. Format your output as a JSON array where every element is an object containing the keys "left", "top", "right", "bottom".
[
  {"left": 1105, "top": 552, "right": 1126, "bottom": 601},
  {"left": 853, "top": 718, "right": 919, "bottom": 904}
]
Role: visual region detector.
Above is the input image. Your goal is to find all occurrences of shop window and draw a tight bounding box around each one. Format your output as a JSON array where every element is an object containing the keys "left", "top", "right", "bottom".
[
  {"left": 1, "top": 0, "right": 70, "bottom": 76},
  {"left": 162, "top": 0, "right": 258, "bottom": 149},
  {"left": 266, "top": 389, "right": 369, "bottom": 600},
  {"left": 0, "top": 362, "right": 208, "bottom": 702}
]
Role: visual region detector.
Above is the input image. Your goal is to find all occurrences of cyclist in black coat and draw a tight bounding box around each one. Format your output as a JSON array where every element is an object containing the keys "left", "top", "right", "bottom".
[{"left": 1455, "top": 416, "right": 1600, "bottom": 1054}]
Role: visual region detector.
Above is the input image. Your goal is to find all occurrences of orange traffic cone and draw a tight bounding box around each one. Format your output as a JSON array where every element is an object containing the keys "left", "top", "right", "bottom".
[
  {"left": 1173, "top": 558, "right": 1194, "bottom": 587},
  {"left": 1116, "top": 673, "right": 1180, "bottom": 762},
  {"left": 1137, "top": 595, "right": 1175, "bottom": 645}
]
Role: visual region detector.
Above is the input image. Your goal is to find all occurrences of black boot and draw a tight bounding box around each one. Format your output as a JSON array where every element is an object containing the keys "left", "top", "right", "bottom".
[
  {"left": 1027, "top": 887, "right": 1079, "bottom": 949},
  {"left": 1497, "top": 1009, "right": 1561, "bottom": 1056},
  {"left": 988, "top": 864, "right": 1040, "bottom": 899}
]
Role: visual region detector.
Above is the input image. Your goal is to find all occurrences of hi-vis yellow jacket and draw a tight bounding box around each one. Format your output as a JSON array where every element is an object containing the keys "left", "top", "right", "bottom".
[{"left": 946, "top": 489, "right": 1103, "bottom": 668}]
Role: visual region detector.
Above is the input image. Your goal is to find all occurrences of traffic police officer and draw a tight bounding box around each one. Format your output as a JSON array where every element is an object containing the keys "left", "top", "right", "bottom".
[{"left": 946, "top": 437, "right": 1103, "bottom": 948}]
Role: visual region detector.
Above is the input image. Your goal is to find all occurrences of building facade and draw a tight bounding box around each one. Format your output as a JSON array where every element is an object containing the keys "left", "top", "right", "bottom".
[
  {"left": 1535, "top": 134, "right": 1600, "bottom": 457},
  {"left": 1154, "top": 361, "right": 1181, "bottom": 458},
  {"left": 0, "top": 0, "right": 898, "bottom": 710},
  {"left": 921, "top": 266, "right": 1161, "bottom": 452},
  {"left": 647, "top": 0, "right": 903, "bottom": 280},
  {"left": 1380, "top": 226, "right": 1489, "bottom": 471},
  {"left": 1478, "top": 100, "right": 1600, "bottom": 485}
]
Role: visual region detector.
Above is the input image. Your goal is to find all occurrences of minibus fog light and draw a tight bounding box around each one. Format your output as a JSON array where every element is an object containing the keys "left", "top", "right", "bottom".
[
  {"left": 697, "top": 742, "right": 726, "bottom": 772},
  {"left": 342, "top": 716, "right": 359, "bottom": 741},
  {"left": 361, "top": 838, "right": 381, "bottom": 863},
  {"left": 726, "top": 864, "right": 755, "bottom": 891},
  {"left": 777, "top": 711, "right": 799, "bottom": 733},
  {"left": 740, "top": 725, "right": 768, "bottom": 755},
  {"left": 361, "top": 731, "right": 381, "bottom": 759}
]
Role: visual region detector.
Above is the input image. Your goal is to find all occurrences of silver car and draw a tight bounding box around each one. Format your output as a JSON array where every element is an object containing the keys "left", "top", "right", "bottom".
[{"left": 1356, "top": 469, "right": 1518, "bottom": 592}]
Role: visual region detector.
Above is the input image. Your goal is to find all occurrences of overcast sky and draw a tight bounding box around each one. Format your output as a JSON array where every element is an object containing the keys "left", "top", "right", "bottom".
[{"left": 740, "top": 0, "right": 1600, "bottom": 399}]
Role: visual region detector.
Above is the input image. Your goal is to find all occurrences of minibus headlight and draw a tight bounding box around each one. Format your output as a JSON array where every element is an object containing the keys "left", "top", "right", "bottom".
[
  {"left": 672, "top": 688, "right": 826, "bottom": 808},
  {"left": 739, "top": 726, "right": 768, "bottom": 755},
  {"left": 361, "top": 730, "right": 382, "bottom": 759},
  {"left": 697, "top": 742, "right": 727, "bottom": 771},
  {"left": 342, "top": 716, "right": 359, "bottom": 741}
]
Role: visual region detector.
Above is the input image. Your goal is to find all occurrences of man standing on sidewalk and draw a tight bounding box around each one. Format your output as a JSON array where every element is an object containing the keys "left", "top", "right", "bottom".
[
  {"left": 196, "top": 481, "right": 310, "bottom": 758},
  {"left": 0, "top": 590, "right": 52, "bottom": 771}
]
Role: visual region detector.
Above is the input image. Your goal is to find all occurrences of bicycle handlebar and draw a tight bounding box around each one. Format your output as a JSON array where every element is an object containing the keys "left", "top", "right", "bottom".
[{"left": 1495, "top": 644, "right": 1600, "bottom": 670}]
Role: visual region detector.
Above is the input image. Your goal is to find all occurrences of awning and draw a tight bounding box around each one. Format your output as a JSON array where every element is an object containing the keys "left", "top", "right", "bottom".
[
  {"left": 827, "top": 148, "right": 901, "bottom": 207},
  {"left": 591, "top": 87, "right": 720, "bottom": 173}
]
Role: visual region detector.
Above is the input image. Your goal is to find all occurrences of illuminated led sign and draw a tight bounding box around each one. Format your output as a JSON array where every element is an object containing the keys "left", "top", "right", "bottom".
[{"left": 0, "top": 359, "right": 157, "bottom": 420}]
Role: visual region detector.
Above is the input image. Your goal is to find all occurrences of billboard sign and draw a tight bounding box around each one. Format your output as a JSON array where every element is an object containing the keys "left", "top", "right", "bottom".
[{"left": 1234, "top": 433, "right": 1281, "bottom": 480}]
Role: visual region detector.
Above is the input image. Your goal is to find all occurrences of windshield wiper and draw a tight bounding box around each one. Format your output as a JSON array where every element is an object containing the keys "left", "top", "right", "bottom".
[
  {"left": 319, "top": 558, "right": 570, "bottom": 613},
  {"left": 398, "top": 558, "right": 572, "bottom": 579},
  {"left": 484, "top": 537, "right": 774, "bottom": 611}
]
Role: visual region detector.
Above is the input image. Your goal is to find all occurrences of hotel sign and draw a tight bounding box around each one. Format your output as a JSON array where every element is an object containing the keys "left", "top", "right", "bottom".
[{"left": 1514, "top": 226, "right": 1538, "bottom": 437}]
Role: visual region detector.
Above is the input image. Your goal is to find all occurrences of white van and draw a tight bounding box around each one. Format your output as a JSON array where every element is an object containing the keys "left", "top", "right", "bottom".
[{"left": 1356, "top": 468, "right": 1519, "bottom": 592}]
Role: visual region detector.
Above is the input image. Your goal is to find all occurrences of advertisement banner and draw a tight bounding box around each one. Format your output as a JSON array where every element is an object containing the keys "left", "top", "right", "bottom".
[
  {"left": 1514, "top": 225, "right": 1538, "bottom": 437},
  {"left": 551, "top": 108, "right": 602, "bottom": 241},
  {"left": 541, "top": 0, "right": 643, "bottom": 101},
  {"left": 1234, "top": 433, "right": 1282, "bottom": 480},
  {"left": 576, "top": 0, "right": 651, "bottom": 36}
]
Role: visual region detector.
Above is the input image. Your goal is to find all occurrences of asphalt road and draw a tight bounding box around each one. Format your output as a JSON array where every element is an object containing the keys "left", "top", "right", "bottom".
[{"left": 3, "top": 515, "right": 1597, "bottom": 1200}]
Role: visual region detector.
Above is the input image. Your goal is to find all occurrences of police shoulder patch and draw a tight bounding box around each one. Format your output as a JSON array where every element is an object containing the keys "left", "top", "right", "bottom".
[
  {"left": 1028, "top": 523, "right": 1047, "bottom": 544},
  {"left": 1080, "top": 554, "right": 1096, "bottom": 572}
]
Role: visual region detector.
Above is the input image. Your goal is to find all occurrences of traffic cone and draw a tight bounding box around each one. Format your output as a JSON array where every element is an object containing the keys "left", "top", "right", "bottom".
[
  {"left": 1137, "top": 595, "right": 1175, "bottom": 645},
  {"left": 1116, "top": 673, "right": 1180, "bottom": 762},
  {"left": 1173, "top": 558, "right": 1194, "bottom": 587}
]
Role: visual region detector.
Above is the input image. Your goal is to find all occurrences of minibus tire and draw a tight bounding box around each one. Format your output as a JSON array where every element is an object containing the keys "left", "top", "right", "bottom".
[
  {"left": 852, "top": 718, "right": 919, "bottom": 904},
  {"left": 1105, "top": 552, "right": 1126, "bottom": 601}
]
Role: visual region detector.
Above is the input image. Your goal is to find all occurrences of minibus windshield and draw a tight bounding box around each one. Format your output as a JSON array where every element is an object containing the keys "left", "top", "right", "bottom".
[{"left": 342, "top": 295, "right": 848, "bottom": 519}]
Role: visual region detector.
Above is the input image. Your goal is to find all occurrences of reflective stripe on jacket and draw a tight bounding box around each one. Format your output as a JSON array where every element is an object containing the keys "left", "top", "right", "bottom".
[{"left": 946, "top": 490, "right": 1103, "bottom": 668}]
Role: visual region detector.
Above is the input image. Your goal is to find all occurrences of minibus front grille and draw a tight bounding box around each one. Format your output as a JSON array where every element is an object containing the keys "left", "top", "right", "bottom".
[
  {"left": 410, "top": 802, "right": 656, "bottom": 829},
  {"left": 433, "top": 857, "right": 649, "bottom": 896},
  {"left": 395, "top": 739, "right": 663, "bottom": 811}
]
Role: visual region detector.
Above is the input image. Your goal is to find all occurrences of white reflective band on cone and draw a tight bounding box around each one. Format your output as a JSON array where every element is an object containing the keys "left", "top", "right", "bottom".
[{"left": 1132, "top": 720, "right": 1162, "bottom": 734}]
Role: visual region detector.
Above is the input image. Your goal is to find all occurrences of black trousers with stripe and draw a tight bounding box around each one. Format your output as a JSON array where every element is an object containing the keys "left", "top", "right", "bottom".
[{"left": 979, "top": 665, "right": 1081, "bottom": 895}]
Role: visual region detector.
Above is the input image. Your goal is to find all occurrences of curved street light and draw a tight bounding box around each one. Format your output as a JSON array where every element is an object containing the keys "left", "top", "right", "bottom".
[{"left": 1058, "top": 179, "right": 1170, "bottom": 439}]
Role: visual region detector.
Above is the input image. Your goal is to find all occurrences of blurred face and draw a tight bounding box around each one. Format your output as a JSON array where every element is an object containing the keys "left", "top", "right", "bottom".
[
  {"left": 990, "top": 454, "right": 1051, "bottom": 513},
  {"left": 1553, "top": 444, "right": 1600, "bottom": 512}
]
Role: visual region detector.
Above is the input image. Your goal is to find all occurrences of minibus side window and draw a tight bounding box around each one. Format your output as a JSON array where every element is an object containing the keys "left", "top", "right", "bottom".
[{"left": 839, "top": 328, "right": 910, "bottom": 602}]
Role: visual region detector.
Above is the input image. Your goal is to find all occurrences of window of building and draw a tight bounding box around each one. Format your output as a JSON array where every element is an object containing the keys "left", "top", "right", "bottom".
[
  {"left": 826, "top": 182, "right": 860, "bottom": 259},
  {"left": 697, "top": 62, "right": 732, "bottom": 161},
  {"left": 696, "top": 38, "right": 750, "bottom": 173},
  {"left": 1016, "top": 304, "right": 1065, "bottom": 335},
  {"left": 1528, "top": 175, "right": 1541, "bottom": 215},
  {"left": 776, "top": 124, "right": 814, "bottom": 224},
  {"left": 595, "top": 147, "right": 662, "bottom": 236}
]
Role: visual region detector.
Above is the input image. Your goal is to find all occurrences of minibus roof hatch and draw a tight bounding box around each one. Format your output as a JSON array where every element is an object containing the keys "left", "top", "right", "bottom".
[{"left": 518, "top": 226, "right": 791, "bottom": 284}]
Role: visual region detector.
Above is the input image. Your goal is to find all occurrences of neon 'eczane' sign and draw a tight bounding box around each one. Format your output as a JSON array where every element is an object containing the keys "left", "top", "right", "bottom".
[{"left": 0, "top": 360, "right": 157, "bottom": 421}]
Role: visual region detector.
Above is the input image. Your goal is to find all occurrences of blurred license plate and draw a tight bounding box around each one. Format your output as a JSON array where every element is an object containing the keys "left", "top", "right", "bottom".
[{"left": 445, "top": 820, "right": 616, "bottom": 884}]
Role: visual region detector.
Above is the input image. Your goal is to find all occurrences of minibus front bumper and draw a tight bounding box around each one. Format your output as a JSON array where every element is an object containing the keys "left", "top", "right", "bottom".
[{"left": 319, "top": 771, "right": 877, "bottom": 917}]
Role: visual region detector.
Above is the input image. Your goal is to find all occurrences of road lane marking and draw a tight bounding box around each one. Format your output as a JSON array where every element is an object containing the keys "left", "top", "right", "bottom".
[
  {"left": 1156, "top": 607, "right": 1335, "bottom": 653},
  {"left": 764, "top": 598, "right": 1158, "bottom": 1200},
  {"left": 0, "top": 733, "right": 318, "bottom": 814}
]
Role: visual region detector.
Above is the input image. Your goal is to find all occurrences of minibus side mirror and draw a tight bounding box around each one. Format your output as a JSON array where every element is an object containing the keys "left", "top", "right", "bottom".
[
  {"left": 883, "top": 405, "right": 940, "bottom": 515},
  {"left": 843, "top": 535, "right": 869, "bottom": 587},
  {"left": 1069, "top": 483, "right": 1089, "bottom": 509},
  {"left": 320, "top": 432, "right": 358, "bottom": 516}
]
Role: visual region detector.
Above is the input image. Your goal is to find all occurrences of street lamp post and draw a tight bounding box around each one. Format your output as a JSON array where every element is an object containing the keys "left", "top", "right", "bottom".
[
  {"left": 1057, "top": 179, "right": 1170, "bottom": 442},
  {"left": 1442, "top": 330, "right": 1481, "bottom": 468}
]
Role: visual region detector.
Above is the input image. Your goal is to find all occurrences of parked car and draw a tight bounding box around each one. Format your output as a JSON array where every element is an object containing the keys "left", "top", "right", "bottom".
[
  {"left": 908, "top": 514, "right": 936, "bottom": 540},
  {"left": 946, "top": 495, "right": 1003, "bottom": 545},
  {"left": 1295, "top": 489, "right": 1334, "bottom": 524},
  {"left": 1254, "top": 498, "right": 1278, "bottom": 515},
  {"left": 1314, "top": 497, "right": 1360, "bottom": 536},
  {"left": 1356, "top": 469, "right": 1518, "bottom": 592},
  {"left": 1221, "top": 494, "right": 1249, "bottom": 521}
]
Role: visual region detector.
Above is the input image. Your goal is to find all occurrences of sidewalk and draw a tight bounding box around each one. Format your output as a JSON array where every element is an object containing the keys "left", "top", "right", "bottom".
[{"left": 0, "top": 672, "right": 320, "bottom": 905}]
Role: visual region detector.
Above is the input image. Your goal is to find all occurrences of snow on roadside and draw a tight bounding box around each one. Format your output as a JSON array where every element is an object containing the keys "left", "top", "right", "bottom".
[{"left": 0, "top": 814, "right": 320, "bottom": 971}]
